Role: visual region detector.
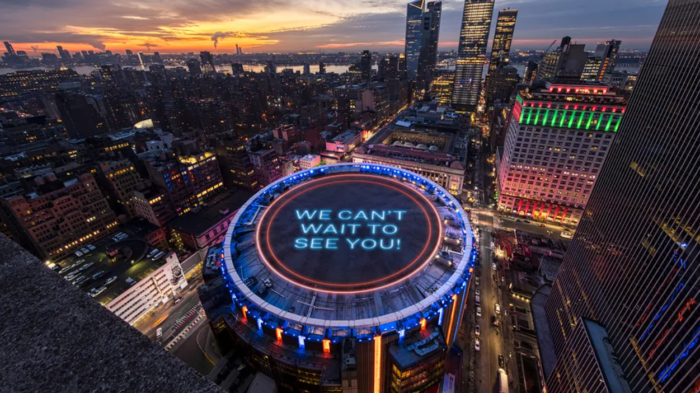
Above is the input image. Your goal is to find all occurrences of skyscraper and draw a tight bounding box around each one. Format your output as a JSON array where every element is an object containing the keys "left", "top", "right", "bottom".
[
  {"left": 451, "top": 0, "right": 495, "bottom": 111},
  {"left": 582, "top": 39, "right": 621, "bottom": 82},
  {"left": 360, "top": 50, "right": 372, "bottom": 83},
  {"left": 319, "top": 61, "right": 326, "bottom": 74},
  {"left": 488, "top": 8, "right": 518, "bottom": 74},
  {"left": 4, "top": 41, "right": 16, "bottom": 55},
  {"left": 535, "top": 36, "right": 588, "bottom": 82},
  {"left": 496, "top": 82, "right": 625, "bottom": 225},
  {"left": 56, "top": 45, "right": 71, "bottom": 63},
  {"left": 199, "top": 51, "right": 216, "bottom": 74},
  {"left": 404, "top": 0, "right": 424, "bottom": 79},
  {"left": 544, "top": 1, "right": 700, "bottom": 392},
  {"left": 186, "top": 59, "right": 202, "bottom": 77},
  {"left": 404, "top": 0, "right": 441, "bottom": 92},
  {"left": 416, "top": 1, "right": 442, "bottom": 96}
]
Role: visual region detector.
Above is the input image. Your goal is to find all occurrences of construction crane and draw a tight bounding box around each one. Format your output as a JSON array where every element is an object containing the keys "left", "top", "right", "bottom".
[{"left": 542, "top": 40, "right": 557, "bottom": 57}]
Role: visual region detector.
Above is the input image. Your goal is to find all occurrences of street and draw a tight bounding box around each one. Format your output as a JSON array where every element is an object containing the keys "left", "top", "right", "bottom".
[{"left": 132, "top": 265, "right": 222, "bottom": 375}]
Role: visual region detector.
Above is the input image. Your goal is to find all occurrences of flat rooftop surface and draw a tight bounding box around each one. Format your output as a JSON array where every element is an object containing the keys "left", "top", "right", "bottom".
[
  {"left": 256, "top": 174, "right": 442, "bottom": 293},
  {"left": 225, "top": 164, "right": 473, "bottom": 329}
]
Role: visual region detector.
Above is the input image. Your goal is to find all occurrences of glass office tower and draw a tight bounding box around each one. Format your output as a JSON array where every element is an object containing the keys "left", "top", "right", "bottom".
[
  {"left": 544, "top": 1, "right": 700, "bottom": 392},
  {"left": 451, "top": 0, "right": 494, "bottom": 111}
]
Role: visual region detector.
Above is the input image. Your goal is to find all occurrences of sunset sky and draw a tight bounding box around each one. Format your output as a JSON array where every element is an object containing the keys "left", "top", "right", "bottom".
[{"left": 0, "top": 0, "right": 666, "bottom": 55}]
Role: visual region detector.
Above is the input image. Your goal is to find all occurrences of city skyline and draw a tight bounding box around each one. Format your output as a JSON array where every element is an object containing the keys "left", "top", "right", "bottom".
[{"left": 0, "top": 0, "right": 665, "bottom": 54}]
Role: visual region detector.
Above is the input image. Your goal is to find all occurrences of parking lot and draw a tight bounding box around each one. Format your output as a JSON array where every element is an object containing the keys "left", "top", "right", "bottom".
[{"left": 49, "top": 229, "right": 167, "bottom": 305}]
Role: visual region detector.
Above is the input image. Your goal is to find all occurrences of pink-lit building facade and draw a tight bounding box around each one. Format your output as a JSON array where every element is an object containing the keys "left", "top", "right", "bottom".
[{"left": 496, "top": 82, "right": 626, "bottom": 226}]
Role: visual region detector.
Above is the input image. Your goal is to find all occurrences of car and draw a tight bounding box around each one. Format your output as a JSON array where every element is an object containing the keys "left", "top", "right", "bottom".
[
  {"left": 80, "top": 247, "right": 90, "bottom": 254},
  {"left": 561, "top": 231, "right": 573, "bottom": 239},
  {"left": 475, "top": 325, "right": 481, "bottom": 336},
  {"left": 475, "top": 338, "right": 480, "bottom": 352},
  {"left": 156, "top": 328, "right": 163, "bottom": 339},
  {"left": 495, "top": 303, "right": 501, "bottom": 314},
  {"left": 92, "top": 271, "right": 106, "bottom": 280},
  {"left": 539, "top": 223, "right": 546, "bottom": 227},
  {"left": 475, "top": 288, "right": 480, "bottom": 296},
  {"left": 105, "top": 276, "right": 117, "bottom": 286},
  {"left": 74, "top": 250, "right": 83, "bottom": 257},
  {"left": 174, "top": 297, "right": 182, "bottom": 305},
  {"left": 492, "top": 263, "right": 497, "bottom": 270},
  {"left": 126, "top": 278, "right": 135, "bottom": 286},
  {"left": 499, "top": 354, "right": 505, "bottom": 368},
  {"left": 492, "top": 315, "right": 500, "bottom": 327},
  {"left": 524, "top": 220, "right": 531, "bottom": 224},
  {"left": 79, "top": 262, "right": 93, "bottom": 272},
  {"left": 87, "top": 244, "right": 96, "bottom": 251},
  {"left": 476, "top": 307, "right": 482, "bottom": 317}
]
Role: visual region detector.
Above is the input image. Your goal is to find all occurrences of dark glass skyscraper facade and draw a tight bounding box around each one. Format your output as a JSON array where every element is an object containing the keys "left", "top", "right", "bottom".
[
  {"left": 545, "top": 1, "right": 700, "bottom": 392},
  {"left": 416, "top": 1, "right": 441, "bottom": 96},
  {"left": 451, "top": 0, "right": 495, "bottom": 111},
  {"left": 404, "top": 0, "right": 441, "bottom": 95},
  {"left": 404, "top": 0, "right": 424, "bottom": 80}
]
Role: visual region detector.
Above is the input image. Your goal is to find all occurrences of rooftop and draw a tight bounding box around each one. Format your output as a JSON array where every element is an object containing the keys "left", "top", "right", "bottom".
[
  {"left": 224, "top": 163, "right": 472, "bottom": 329},
  {"left": 169, "top": 191, "right": 254, "bottom": 236},
  {"left": 0, "top": 234, "right": 222, "bottom": 393}
]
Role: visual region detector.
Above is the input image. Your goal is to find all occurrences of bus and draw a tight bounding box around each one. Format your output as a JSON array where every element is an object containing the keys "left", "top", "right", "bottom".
[{"left": 498, "top": 368, "right": 509, "bottom": 393}]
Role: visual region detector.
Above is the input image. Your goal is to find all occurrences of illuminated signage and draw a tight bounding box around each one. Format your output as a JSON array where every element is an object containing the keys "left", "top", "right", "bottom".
[{"left": 256, "top": 174, "right": 442, "bottom": 293}]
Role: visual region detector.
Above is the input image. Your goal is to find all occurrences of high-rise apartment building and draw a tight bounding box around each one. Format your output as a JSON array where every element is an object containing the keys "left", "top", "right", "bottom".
[
  {"left": 146, "top": 152, "right": 224, "bottom": 214},
  {"left": 249, "top": 149, "right": 282, "bottom": 189},
  {"left": 544, "top": 2, "right": 700, "bottom": 391},
  {"left": 186, "top": 59, "right": 202, "bottom": 77},
  {"left": 536, "top": 36, "right": 588, "bottom": 82},
  {"left": 582, "top": 39, "right": 621, "bottom": 82},
  {"left": 199, "top": 51, "right": 216, "bottom": 74},
  {"left": 488, "top": 8, "right": 518, "bottom": 75},
  {"left": 215, "top": 135, "right": 257, "bottom": 190},
  {"left": 0, "top": 173, "right": 117, "bottom": 260},
  {"left": 485, "top": 65, "right": 519, "bottom": 106},
  {"left": 4, "top": 41, "right": 16, "bottom": 55},
  {"left": 452, "top": 0, "right": 495, "bottom": 111},
  {"left": 496, "top": 82, "right": 626, "bottom": 225},
  {"left": 99, "top": 159, "right": 146, "bottom": 217},
  {"left": 360, "top": 50, "right": 372, "bottom": 83},
  {"left": 319, "top": 61, "right": 326, "bottom": 74},
  {"left": 132, "top": 186, "right": 175, "bottom": 227}
]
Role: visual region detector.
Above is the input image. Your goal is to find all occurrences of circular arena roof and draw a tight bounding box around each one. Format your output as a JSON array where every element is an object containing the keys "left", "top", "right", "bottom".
[
  {"left": 223, "top": 163, "right": 473, "bottom": 330},
  {"left": 255, "top": 173, "right": 443, "bottom": 293}
]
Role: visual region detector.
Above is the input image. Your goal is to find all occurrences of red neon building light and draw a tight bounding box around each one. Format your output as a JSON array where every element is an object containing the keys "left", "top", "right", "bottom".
[
  {"left": 525, "top": 200, "right": 531, "bottom": 215},
  {"left": 517, "top": 200, "right": 523, "bottom": 213},
  {"left": 532, "top": 202, "right": 539, "bottom": 217},
  {"left": 553, "top": 206, "right": 560, "bottom": 221},
  {"left": 561, "top": 208, "right": 568, "bottom": 222},
  {"left": 546, "top": 205, "right": 553, "bottom": 219}
]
